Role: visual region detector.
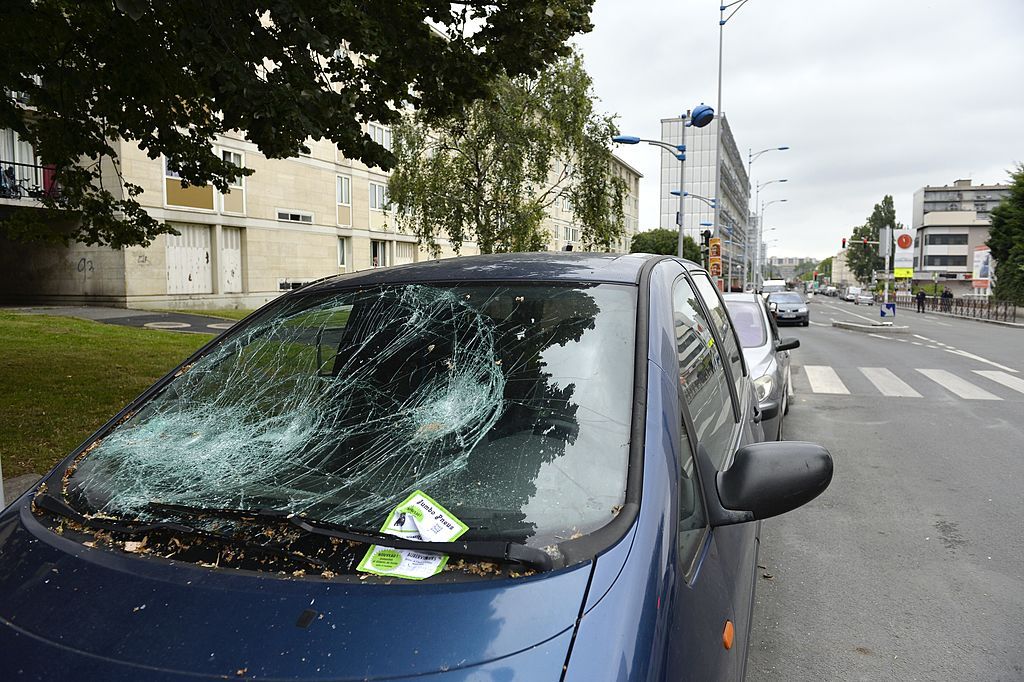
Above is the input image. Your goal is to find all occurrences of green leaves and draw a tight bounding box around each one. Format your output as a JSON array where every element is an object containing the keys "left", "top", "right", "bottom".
[
  {"left": 988, "top": 164, "right": 1024, "bottom": 304},
  {"left": 0, "top": 0, "right": 594, "bottom": 247},
  {"left": 845, "top": 195, "right": 901, "bottom": 285},
  {"left": 629, "top": 229, "right": 700, "bottom": 261},
  {"left": 388, "top": 50, "right": 624, "bottom": 255}
]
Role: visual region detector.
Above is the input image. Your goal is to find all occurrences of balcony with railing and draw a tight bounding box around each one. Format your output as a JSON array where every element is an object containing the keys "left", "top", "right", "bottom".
[{"left": 0, "top": 159, "right": 60, "bottom": 202}]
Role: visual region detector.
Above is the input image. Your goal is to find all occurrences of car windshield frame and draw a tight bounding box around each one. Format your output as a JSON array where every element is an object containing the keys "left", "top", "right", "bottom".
[{"left": 63, "top": 281, "right": 640, "bottom": 556}]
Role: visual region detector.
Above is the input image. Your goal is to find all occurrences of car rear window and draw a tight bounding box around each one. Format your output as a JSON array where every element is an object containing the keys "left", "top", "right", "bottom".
[
  {"left": 67, "top": 283, "right": 637, "bottom": 549},
  {"left": 725, "top": 300, "right": 767, "bottom": 348}
]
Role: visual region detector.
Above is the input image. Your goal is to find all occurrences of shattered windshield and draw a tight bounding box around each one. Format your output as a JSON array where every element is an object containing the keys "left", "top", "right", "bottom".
[{"left": 67, "top": 283, "right": 636, "bottom": 549}]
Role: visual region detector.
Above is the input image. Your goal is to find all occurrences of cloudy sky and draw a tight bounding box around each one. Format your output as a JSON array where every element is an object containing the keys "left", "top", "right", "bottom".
[{"left": 575, "top": 0, "right": 1024, "bottom": 260}]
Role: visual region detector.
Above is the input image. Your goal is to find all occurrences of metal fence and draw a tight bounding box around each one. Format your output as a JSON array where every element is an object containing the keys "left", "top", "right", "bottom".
[
  {"left": 895, "top": 294, "right": 1018, "bottom": 323},
  {"left": 0, "top": 159, "right": 60, "bottom": 200}
]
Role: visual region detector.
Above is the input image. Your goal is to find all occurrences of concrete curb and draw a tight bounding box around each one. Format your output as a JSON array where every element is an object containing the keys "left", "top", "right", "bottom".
[
  {"left": 832, "top": 320, "right": 911, "bottom": 334},
  {"left": 3, "top": 474, "right": 41, "bottom": 507}
]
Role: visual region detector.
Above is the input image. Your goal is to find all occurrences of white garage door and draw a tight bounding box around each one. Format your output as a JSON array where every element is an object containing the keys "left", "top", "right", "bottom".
[
  {"left": 221, "top": 227, "right": 242, "bottom": 293},
  {"left": 166, "top": 224, "right": 212, "bottom": 294}
]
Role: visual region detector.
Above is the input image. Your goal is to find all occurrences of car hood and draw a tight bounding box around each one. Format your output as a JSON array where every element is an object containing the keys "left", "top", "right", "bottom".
[
  {"left": 0, "top": 502, "right": 590, "bottom": 680},
  {"left": 742, "top": 345, "right": 775, "bottom": 380}
]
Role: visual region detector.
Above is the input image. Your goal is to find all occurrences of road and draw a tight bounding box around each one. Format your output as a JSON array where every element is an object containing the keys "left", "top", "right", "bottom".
[{"left": 747, "top": 296, "right": 1024, "bottom": 681}]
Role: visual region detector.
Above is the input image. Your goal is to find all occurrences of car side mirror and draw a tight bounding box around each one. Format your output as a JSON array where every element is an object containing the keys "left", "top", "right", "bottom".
[
  {"left": 695, "top": 442, "right": 833, "bottom": 528},
  {"left": 775, "top": 337, "right": 800, "bottom": 352}
]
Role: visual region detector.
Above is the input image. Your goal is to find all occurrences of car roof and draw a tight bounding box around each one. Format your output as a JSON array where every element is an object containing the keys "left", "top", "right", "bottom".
[
  {"left": 304, "top": 252, "right": 702, "bottom": 293},
  {"left": 722, "top": 292, "right": 762, "bottom": 303}
]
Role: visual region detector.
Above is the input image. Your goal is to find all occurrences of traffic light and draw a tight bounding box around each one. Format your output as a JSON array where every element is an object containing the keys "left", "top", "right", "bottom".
[
  {"left": 842, "top": 238, "right": 846, "bottom": 248},
  {"left": 862, "top": 237, "right": 868, "bottom": 248}
]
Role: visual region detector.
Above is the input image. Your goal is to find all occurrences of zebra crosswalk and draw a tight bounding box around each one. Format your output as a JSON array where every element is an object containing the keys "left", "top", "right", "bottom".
[{"left": 796, "top": 365, "right": 1023, "bottom": 401}]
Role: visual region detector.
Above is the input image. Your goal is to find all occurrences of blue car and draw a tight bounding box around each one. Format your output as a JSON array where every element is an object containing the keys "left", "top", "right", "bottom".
[{"left": 0, "top": 253, "right": 832, "bottom": 680}]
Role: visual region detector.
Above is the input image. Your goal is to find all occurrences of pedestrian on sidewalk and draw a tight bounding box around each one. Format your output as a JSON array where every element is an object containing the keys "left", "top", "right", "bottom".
[
  {"left": 942, "top": 288, "right": 953, "bottom": 312},
  {"left": 915, "top": 289, "right": 926, "bottom": 313}
]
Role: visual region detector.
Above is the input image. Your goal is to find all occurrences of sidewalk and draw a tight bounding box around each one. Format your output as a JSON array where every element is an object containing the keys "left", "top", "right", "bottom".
[
  {"left": 2, "top": 473, "right": 39, "bottom": 508},
  {"left": 4, "top": 305, "right": 237, "bottom": 334}
]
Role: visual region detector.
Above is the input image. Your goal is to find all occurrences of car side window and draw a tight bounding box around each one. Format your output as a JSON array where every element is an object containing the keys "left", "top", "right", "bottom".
[
  {"left": 691, "top": 274, "right": 745, "bottom": 397},
  {"left": 672, "top": 278, "right": 735, "bottom": 470},
  {"left": 669, "top": 280, "right": 710, "bottom": 570}
]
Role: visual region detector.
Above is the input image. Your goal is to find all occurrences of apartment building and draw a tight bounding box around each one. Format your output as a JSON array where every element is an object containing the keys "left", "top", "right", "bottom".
[
  {"left": 660, "top": 114, "right": 749, "bottom": 288},
  {"left": 1, "top": 125, "right": 640, "bottom": 309},
  {"left": 912, "top": 178, "right": 1009, "bottom": 295},
  {"left": 546, "top": 155, "right": 642, "bottom": 254}
]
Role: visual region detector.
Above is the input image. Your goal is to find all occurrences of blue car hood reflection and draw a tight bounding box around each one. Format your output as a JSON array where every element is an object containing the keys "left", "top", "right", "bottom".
[{"left": 0, "top": 505, "right": 591, "bottom": 680}]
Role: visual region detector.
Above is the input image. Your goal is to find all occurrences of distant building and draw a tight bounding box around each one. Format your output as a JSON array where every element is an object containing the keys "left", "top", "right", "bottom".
[
  {"left": 912, "top": 178, "right": 1010, "bottom": 295},
  {"left": 1, "top": 125, "right": 638, "bottom": 308},
  {"left": 547, "top": 154, "right": 641, "bottom": 254},
  {"left": 765, "top": 256, "right": 816, "bottom": 281},
  {"left": 832, "top": 248, "right": 854, "bottom": 287},
  {"left": 660, "top": 114, "right": 749, "bottom": 286}
]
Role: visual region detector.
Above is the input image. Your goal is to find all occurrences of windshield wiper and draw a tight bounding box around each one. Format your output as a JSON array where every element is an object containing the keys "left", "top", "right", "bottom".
[
  {"left": 34, "top": 494, "right": 326, "bottom": 571},
  {"left": 148, "top": 502, "right": 555, "bottom": 572}
]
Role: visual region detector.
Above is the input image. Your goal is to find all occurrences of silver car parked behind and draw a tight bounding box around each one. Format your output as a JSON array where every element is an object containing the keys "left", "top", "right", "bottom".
[{"left": 724, "top": 293, "right": 800, "bottom": 440}]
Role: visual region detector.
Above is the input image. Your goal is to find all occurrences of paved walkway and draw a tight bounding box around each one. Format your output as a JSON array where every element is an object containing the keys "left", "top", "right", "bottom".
[{"left": 6, "top": 306, "right": 237, "bottom": 334}]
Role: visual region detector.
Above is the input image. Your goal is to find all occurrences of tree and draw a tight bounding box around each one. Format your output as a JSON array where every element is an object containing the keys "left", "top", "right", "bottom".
[
  {"left": 845, "top": 195, "right": 902, "bottom": 284},
  {"left": 388, "top": 51, "right": 624, "bottom": 254},
  {"left": 0, "top": 1, "right": 595, "bottom": 248},
  {"left": 988, "top": 164, "right": 1024, "bottom": 304},
  {"left": 817, "top": 256, "right": 833, "bottom": 280},
  {"left": 630, "top": 228, "right": 700, "bottom": 262}
]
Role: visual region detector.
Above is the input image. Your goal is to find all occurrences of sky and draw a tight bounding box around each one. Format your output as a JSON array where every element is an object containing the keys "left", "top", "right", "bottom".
[{"left": 575, "top": 0, "right": 1024, "bottom": 260}]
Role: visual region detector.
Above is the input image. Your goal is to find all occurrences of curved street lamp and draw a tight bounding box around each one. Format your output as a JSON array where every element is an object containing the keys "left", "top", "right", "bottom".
[
  {"left": 758, "top": 199, "right": 788, "bottom": 285},
  {"left": 613, "top": 103, "right": 715, "bottom": 259},
  {"left": 744, "top": 147, "right": 790, "bottom": 289}
]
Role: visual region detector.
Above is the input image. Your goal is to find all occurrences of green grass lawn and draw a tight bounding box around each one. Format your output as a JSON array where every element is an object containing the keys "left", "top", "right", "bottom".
[{"left": 0, "top": 312, "right": 210, "bottom": 479}]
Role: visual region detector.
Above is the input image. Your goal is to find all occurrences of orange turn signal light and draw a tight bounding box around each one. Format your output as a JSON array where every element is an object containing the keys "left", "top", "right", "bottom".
[{"left": 722, "top": 620, "right": 735, "bottom": 650}]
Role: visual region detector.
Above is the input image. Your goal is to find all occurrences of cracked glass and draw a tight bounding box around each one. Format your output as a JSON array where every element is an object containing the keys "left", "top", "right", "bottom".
[{"left": 67, "top": 283, "right": 636, "bottom": 548}]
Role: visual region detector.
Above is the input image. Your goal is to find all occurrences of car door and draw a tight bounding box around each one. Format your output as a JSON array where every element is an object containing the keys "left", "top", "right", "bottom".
[
  {"left": 663, "top": 267, "right": 750, "bottom": 680},
  {"left": 683, "top": 270, "right": 761, "bottom": 675}
]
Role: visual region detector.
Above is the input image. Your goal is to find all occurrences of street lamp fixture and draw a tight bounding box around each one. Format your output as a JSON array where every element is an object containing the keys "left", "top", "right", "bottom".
[
  {"left": 612, "top": 103, "right": 715, "bottom": 259},
  {"left": 744, "top": 146, "right": 790, "bottom": 290}
]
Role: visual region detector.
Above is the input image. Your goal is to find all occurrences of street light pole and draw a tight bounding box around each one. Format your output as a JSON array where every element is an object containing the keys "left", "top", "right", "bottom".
[
  {"left": 759, "top": 198, "right": 787, "bottom": 285},
  {"left": 612, "top": 104, "right": 714, "bottom": 260},
  {"left": 714, "top": 0, "right": 755, "bottom": 257},
  {"left": 745, "top": 146, "right": 789, "bottom": 289}
]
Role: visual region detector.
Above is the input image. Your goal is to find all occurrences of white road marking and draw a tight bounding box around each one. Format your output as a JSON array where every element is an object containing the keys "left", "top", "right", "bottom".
[
  {"left": 207, "top": 322, "right": 234, "bottom": 330},
  {"left": 868, "top": 333, "right": 892, "bottom": 340},
  {"left": 911, "top": 341, "right": 922, "bottom": 346},
  {"left": 809, "top": 321, "right": 829, "bottom": 327},
  {"left": 913, "top": 334, "right": 933, "bottom": 342},
  {"left": 860, "top": 368, "right": 921, "bottom": 398},
  {"left": 804, "top": 365, "right": 850, "bottom": 394},
  {"left": 821, "top": 304, "right": 877, "bottom": 324},
  {"left": 144, "top": 321, "right": 191, "bottom": 329},
  {"left": 974, "top": 370, "right": 1024, "bottom": 395},
  {"left": 942, "top": 348, "right": 1018, "bottom": 374},
  {"left": 917, "top": 369, "right": 1002, "bottom": 400}
]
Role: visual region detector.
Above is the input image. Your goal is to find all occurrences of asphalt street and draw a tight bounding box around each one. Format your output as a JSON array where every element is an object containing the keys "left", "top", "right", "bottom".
[{"left": 747, "top": 296, "right": 1024, "bottom": 681}]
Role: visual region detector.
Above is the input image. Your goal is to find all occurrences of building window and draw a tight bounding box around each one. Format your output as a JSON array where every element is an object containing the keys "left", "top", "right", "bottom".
[
  {"left": 277, "top": 209, "right": 313, "bottom": 224},
  {"left": 371, "top": 239, "right": 388, "bottom": 268},
  {"left": 369, "top": 181, "right": 387, "bottom": 211},
  {"left": 561, "top": 196, "right": 572, "bottom": 211},
  {"left": 925, "top": 233, "right": 969, "bottom": 246},
  {"left": 337, "top": 176, "right": 351, "bottom": 206},
  {"left": 368, "top": 123, "right": 391, "bottom": 150},
  {"left": 221, "top": 150, "right": 244, "bottom": 189},
  {"left": 338, "top": 237, "right": 348, "bottom": 267},
  {"left": 562, "top": 224, "right": 580, "bottom": 243},
  {"left": 925, "top": 255, "right": 968, "bottom": 267},
  {"left": 164, "top": 156, "right": 215, "bottom": 210}
]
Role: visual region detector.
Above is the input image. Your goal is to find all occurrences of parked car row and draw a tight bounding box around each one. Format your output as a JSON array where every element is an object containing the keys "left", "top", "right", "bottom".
[{"left": 0, "top": 253, "right": 831, "bottom": 681}]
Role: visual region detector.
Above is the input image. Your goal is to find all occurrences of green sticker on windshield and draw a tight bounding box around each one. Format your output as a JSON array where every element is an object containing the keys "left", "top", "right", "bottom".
[{"left": 358, "top": 490, "right": 467, "bottom": 580}]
